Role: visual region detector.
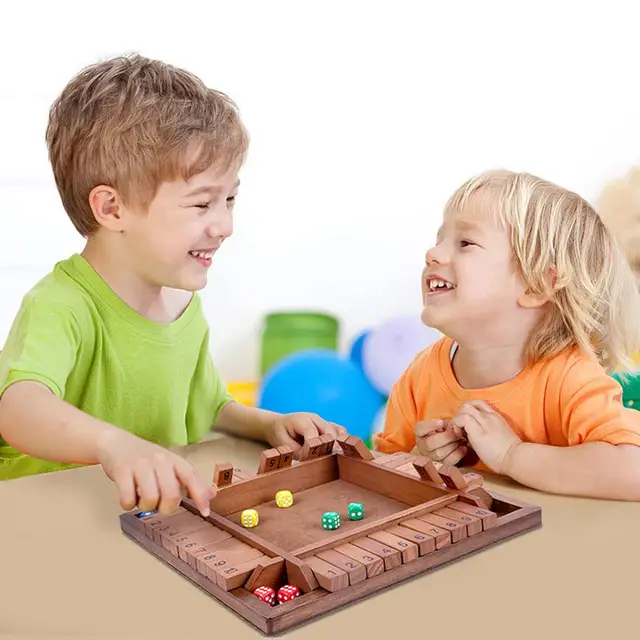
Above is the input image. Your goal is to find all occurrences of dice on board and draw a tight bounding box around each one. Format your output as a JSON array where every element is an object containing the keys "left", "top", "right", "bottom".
[
  {"left": 241, "top": 508, "right": 259, "bottom": 528},
  {"left": 253, "top": 585, "right": 276, "bottom": 605},
  {"left": 277, "top": 584, "right": 301, "bottom": 603},
  {"left": 321, "top": 511, "right": 341, "bottom": 530},
  {"left": 275, "top": 489, "right": 293, "bottom": 508},
  {"left": 348, "top": 501, "right": 364, "bottom": 520}
]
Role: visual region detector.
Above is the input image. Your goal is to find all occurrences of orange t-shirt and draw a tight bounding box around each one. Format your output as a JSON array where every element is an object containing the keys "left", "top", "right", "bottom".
[{"left": 373, "top": 337, "right": 640, "bottom": 469}]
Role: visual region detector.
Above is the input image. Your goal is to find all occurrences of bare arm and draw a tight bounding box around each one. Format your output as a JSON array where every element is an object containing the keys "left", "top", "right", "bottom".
[
  {"left": 0, "top": 380, "right": 213, "bottom": 516},
  {"left": 0, "top": 380, "right": 121, "bottom": 466},
  {"left": 504, "top": 441, "right": 640, "bottom": 501},
  {"left": 213, "top": 401, "right": 277, "bottom": 444}
]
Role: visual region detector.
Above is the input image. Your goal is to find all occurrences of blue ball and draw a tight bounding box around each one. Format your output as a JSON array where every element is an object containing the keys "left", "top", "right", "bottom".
[
  {"left": 258, "top": 349, "right": 385, "bottom": 441},
  {"left": 348, "top": 329, "right": 371, "bottom": 369}
]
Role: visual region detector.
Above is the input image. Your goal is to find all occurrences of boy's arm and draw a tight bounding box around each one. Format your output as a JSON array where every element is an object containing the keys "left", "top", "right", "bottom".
[
  {"left": 0, "top": 380, "right": 119, "bottom": 466},
  {"left": 213, "top": 401, "right": 278, "bottom": 443},
  {"left": 212, "top": 400, "right": 348, "bottom": 453}
]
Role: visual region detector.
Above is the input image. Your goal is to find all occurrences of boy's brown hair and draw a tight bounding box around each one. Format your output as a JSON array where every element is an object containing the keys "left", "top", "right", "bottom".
[{"left": 45, "top": 53, "right": 249, "bottom": 236}]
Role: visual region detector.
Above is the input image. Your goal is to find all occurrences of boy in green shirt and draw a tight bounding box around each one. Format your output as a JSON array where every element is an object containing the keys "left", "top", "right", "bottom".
[{"left": 0, "top": 54, "right": 346, "bottom": 517}]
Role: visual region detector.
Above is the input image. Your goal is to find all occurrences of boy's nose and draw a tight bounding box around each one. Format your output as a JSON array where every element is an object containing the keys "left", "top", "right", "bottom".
[
  {"left": 425, "top": 244, "right": 442, "bottom": 265},
  {"left": 207, "top": 210, "right": 233, "bottom": 239}
]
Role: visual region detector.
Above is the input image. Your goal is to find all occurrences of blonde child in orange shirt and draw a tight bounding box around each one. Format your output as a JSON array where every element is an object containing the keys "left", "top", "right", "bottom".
[{"left": 374, "top": 169, "right": 640, "bottom": 501}]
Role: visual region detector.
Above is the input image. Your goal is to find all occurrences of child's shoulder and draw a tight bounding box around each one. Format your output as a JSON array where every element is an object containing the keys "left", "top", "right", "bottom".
[
  {"left": 395, "top": 334, "right": 451, "bottom": 385},
  {"left": 533, "top": 344, "right": 618, "bottom": 396},
  {"left": 19, "top": 255, "right": 96, "bottom": 320}
]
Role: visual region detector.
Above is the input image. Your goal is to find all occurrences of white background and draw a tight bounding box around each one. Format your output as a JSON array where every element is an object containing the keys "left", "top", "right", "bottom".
[{"left": 1, "top": 0, "right": 639, "bottom": 382}]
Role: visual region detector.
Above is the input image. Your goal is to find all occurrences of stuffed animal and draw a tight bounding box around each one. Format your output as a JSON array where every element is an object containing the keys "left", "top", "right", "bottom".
[
  {"left": 595, "top": 166, "right": 640, "bottom": 408},
  {"left": 596, "top": 166, "right": 640, "bottom": 279}
]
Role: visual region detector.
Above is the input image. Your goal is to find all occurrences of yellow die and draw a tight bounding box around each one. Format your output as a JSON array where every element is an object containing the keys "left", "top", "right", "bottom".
[
  {"left": 241, "top": 508, "right": 259, "bottom": 528},
  {"left": 275, "top": 490, "right": 293, "bottom": 508}
]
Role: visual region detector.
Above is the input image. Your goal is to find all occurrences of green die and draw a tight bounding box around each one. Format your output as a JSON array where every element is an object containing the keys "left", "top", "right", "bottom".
[
  {"left": 321, "top": 511, "right": 341, "bottom": 530},
  {"left": 348, "top": 502, "right": 364, "bottom": 520}
]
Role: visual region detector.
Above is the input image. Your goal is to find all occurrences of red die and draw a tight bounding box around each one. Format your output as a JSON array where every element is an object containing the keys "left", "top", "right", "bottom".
[
  {"left": 277, "top": 584, "right": 301, "bottom": 603},
  {"left": 253, "top": 585, "right": 276, "bottom": 606}
]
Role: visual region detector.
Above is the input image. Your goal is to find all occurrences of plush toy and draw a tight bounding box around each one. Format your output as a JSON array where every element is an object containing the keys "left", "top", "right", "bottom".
[
  {"left": 596, "top": 166, "right": 640, "bottom": 279},
  {"left": 595, "top": 166, "right": 640, "bottom": 408}
]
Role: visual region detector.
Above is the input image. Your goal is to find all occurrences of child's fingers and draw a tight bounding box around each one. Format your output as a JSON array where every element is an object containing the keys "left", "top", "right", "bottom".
[
  {"left": 320, "top": 421, "right": 348, "bottom": 440},
  {"left": 174, "top": 460, "right": 212, "bottom": 518},
  {"left": 113, "top": 468, "right": 137, "bottom": 511},
  {"left": 414, "top": 419, "right": 445, "bottom": 438},
  {"left": 155, "top": 463, "right": 185, "bottom": 516},
  {"left": 441, "top": 444, "right": 467, "bottom": 467},
  {"left": 431, "top": 441, "right": 464, "bottom": 462},
  {"left": 423, "top": 426, "right": 463, "bottom": 452},
  {"left": 134, "top": 463, "right": 161, "bottom": 513}
]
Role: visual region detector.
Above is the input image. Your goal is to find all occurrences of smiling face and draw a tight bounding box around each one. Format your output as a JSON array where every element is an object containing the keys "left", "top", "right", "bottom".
[
  {"left": 118, "top": 160, "right": 241, "bottom": 292},
  {"left": 421, "top": 198, "right": 531, "bottom": 345}
]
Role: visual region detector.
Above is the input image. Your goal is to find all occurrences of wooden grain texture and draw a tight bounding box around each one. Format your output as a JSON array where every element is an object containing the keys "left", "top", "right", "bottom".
[
  {"left": 120, "top": 494, "right": 541, "bottom": 635},
  {"left": 119, "top": 451, "right": 543, "bottom": 636},
  {"left": 336, "top": 454, "right": 451, "bottom": 504},
  {"left": 210, "top": 454, "right": 338, "bottom": 515}
]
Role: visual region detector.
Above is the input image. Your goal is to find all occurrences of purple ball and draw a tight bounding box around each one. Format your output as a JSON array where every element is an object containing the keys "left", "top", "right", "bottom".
[{"left": 362, "top": 316, "right": 442, "bottom": 395}]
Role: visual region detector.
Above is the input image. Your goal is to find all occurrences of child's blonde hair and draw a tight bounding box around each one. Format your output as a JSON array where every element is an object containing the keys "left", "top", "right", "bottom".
[
  {"left": 46, "top": 53, "right": 249, "bottom": 237},
  {"left": 444, "top": 169, "right": 640, "bottom": 373}
]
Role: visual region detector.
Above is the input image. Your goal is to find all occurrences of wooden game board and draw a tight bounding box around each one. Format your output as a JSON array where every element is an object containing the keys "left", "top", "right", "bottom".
[{"left": 120, "top": 434, "right": 542, "bottom": 635}]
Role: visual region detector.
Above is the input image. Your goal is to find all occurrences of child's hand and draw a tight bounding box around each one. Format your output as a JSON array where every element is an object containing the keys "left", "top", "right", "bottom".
[
  {"left": 268, "top": 412, "right": 348, "bottom": 455},
  {"left": 414, "top": 419, "right": 468, "bottom": 466},
  {"left": 97, "top": 429, "right": 214, "bottom": 517},
  {"left": 450, "top": 400, "right": 522, "bottom": 474}
]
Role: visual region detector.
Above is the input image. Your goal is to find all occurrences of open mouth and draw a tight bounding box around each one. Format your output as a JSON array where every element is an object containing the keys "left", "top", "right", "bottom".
[
  {"left": 425, "top": 276, "right": 456, "bottom": 295},
  {"left": 189, "top": 249, "right": 214, "bottom": 267}
]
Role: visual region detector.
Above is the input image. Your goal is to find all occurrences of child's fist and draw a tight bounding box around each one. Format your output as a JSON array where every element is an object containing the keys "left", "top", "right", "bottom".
[
  {"left": 97, "top": 429, "right": 214, "bottom": 518},
  {"left": 450, "top": 400, "right": 521, "bottom": 474},
  {"left": 414, "top": 418, "right": 468, "bottom": 466}
]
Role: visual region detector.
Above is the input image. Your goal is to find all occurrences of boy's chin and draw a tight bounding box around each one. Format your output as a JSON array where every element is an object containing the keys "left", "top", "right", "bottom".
[{"left": 420, "top": 306, "right": 445, "bottom": 331}]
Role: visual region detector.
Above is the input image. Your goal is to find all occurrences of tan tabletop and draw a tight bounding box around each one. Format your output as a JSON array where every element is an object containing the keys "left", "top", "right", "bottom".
[{"left": 1, "top": 434, "right": 637, "bottom": 640}]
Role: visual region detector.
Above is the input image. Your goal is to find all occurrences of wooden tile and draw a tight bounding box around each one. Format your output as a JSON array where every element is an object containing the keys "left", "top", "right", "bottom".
[
  {"left": 417, "top": 512, "right": 467, "bottom": 543},
  {"left": 175, "top": 525, "right": 232, "bottom": 563},
  {"left": 213, "top": 462, "right": 234, "bottom": 487},
  {"left": 400, "top": 518, "right": 451, "bottom": 549},
  {"left": 435, "top": 506, "right": 483, "bottom": 536},
  {"left": 412, "top": 456, "right": 445, "bottom": 484},
  {"left": 258, "top": 449, "right": 281, "bottom": 474},
  {"left": 459, "top": 486, "right": 493, "bottom": 510},
  {"left": 350, "top": 537, "right": 401, "bottom": 571},
  {"left": 315, "top": 549, "right": 367, "bottom": 585},
  {"left": 383, "top": 524, "right": 436, "bottom": 556},
  {"left": 298, "top": 437, "right": 324, "bottom": 461},
  {"left": 436, "top": 463, "right": 468, "bottom": 490},
  {"left": 336, "top": 434, "right": 374, "bottom": 460},
  {"left": 215, "top": 554, "right": 271, "bottom": 591},
  {"left": 332, "top": 542, "right": 384, "bottom": 578},
  {"left": 203, "top": 545, "right": 264, "bottom": 582},
  {"left": 159, "top": 519, "right": 212, "bottom": 554},
  {"left": 276, "top": 446, "right": 294, "bottom": 468},
  {"left": 305, "top": 556, "right": 349, "bottom": 592},
  {"left": 244, "top": 556, "right": 285, "bottom": 592},
  {"left": 447, "top": 502, "right": 497, "bottom": 530},
  {"left": 367, "top": 530, "right": 419, "bottom": 563}
]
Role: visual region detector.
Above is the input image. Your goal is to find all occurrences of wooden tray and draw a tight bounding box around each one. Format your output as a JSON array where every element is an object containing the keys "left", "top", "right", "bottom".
[{"left": 120, "top": 434, "right": 542, "bottom": 635}]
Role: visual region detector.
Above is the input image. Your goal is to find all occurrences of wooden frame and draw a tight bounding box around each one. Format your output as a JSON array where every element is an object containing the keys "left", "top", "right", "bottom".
[{"left": 120, "top": 435, "right": 542, "bottom": 635}]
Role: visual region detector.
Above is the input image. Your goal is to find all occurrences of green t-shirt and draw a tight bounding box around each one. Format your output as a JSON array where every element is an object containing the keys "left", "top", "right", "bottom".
[{"left": 0, "top": 253, "right": 234, "bottom": 480}]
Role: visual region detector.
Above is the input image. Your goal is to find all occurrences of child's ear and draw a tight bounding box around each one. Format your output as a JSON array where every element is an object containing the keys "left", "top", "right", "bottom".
[
  {"left": 88, "top": 185, "right": 126, "bottom": 232},
  {"left": 518, "top": 265, "right": 557, "bottom": 309}
]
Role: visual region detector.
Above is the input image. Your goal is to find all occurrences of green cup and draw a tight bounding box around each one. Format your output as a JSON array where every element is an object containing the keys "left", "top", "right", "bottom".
[{"left": 259, "top": 311, "right": 340, "bottom": 376}]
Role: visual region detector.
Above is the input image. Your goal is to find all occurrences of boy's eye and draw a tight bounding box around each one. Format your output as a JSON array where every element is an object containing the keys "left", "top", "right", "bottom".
[
  {"left": 227, "top": 195, "right": 236, "bottom": 205},
  {"left": 459, "top": 239, "right": 475, "bottom": 247},
  {"left": 195, "top": 202, "right": 210, "bottom": 210}
]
